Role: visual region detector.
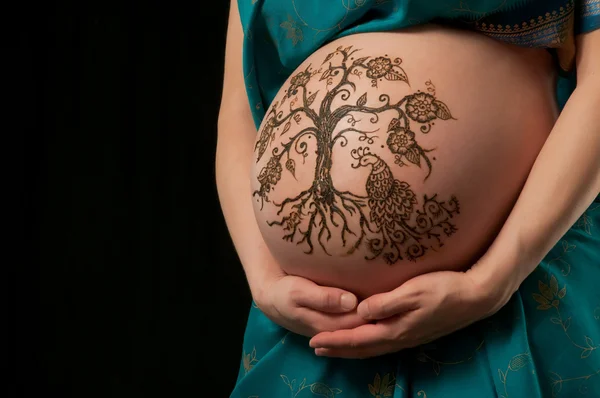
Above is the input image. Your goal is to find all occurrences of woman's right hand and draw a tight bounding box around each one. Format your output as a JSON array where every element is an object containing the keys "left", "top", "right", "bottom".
[{"left": 254, "top": 271, "right": 368, "bottom": 337}]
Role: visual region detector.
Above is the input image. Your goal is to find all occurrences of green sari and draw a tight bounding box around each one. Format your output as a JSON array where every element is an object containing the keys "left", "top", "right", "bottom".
[{"left": 232, "top": 1, "right": 600, "bottom": 397}]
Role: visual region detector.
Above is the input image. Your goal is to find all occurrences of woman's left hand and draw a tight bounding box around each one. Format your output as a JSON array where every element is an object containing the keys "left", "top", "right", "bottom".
[{"left": 309, "top": 268, "right": 508, "bottom": 358}]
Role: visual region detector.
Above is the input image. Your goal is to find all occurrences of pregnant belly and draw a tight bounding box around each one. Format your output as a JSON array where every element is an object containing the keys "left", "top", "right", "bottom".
[{"left": 250, "top": 25, "right": 558, "bottom": 299}]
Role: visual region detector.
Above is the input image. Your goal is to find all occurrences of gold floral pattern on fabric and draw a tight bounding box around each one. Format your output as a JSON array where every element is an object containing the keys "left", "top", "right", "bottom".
[
  {"left": 243, "top": 347, "right": 259, "bottom": 374},
  {"left": 533, "top": 242, "right": 600, "bottom": 359},
  {"left": 582, "top": 0, "right": 600, "bottom": 17},
  {"left": 549, "top": 369, "right": 600, "bottom": 396},
  {"left": 234, "top": 1, "right": 600, "bottom": 396},
  {"left": 473, "top": 1, "right": 576, "bottom": 70},
  {"left": 280, "top": 375, "right": 342, "bottom": 397},
  {"left": 416, "top": 340, "right": 485, "bottom": 375},
  {"left": 498, "top": 352, "right": 532, "bottom": 398},
  {"left": 280, "top": 14, "right": 304, "bottom": 46},
  {"left": 577, "top": 204, "right": 599, "bottom": 235},
  {"left": 545, "top": 240, "right": 576, "bottom": 276},
  {"left": 368, "top": 373, "right": 415, "bottom": 397}
]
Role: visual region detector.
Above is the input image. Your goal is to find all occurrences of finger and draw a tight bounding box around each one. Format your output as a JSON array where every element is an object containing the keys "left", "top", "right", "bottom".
[
  {"left": 295, "top": 307, "right": 367, "bottom": 335},
  {"left": 357, "top": 286, "right": 420, "bottom": 320},
  {"left": 309, "top": 323, "right": 394, "bottom": 349},
  {"left": 314, "top": 346, "right": 392, "bottom": 359},
  {"left": 291, "top": 279, "right": 358, "bottom": 313}
]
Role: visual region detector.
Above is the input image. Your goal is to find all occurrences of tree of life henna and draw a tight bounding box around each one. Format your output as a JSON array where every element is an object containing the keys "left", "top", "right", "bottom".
[{"left": 252, "top": 45, "right": 460, "bottom": 264}]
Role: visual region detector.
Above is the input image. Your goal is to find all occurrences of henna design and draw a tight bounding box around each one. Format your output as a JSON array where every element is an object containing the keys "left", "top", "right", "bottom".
[{"left": 252, "top": 46, "right": 459, "bottom": 264}]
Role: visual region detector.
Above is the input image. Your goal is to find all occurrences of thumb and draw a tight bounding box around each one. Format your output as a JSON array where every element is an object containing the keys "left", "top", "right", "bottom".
[
  {"left": 291, "top": 278, "right": 358, "bottom": 313},
  {"left": 357, "top": 287, "right": 418, "bottom": 320}
]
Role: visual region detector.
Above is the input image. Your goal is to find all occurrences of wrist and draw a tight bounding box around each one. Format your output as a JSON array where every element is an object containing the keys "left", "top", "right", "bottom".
[
  {"left": 245, "top": 251, "right": 286, "bottom": 306},
  {"left": 466, "top": 242, "right": 534, "bottom": 317}
]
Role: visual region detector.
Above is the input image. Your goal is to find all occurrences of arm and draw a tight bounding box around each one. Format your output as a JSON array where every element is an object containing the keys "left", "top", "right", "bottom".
[
  {"left": 216, "top": 0, "right": 283, "bottom": 302},
  {"left": 308, "top": 30, "right": 600, "bottom": 358},
  {"left": 216, "top": 1, "right": 365, "bottom": 336},
  {"left": 471, "top": 29, "right": 600, "bottom": 311}
]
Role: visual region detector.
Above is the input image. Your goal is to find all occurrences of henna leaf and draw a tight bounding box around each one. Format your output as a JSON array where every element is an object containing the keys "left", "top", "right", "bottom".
[
  {"left": 256, "top": 140, "right": 268, "bottom": 162},
  {"left": 385, "top": 66, "right": 408, "bottom": 83},
  {"left": 388, "top": 117, "right": 401, "bottom": 131},
  {"left": 322, "top": 52, "right": 335, "bottom": 65},
  {"left": 405, "top": 147, "right": 420, "bottom": 165},
  {"left": 285, "top": 158, "right": 296, "bottom": 179},
  {"left": 352, "top": 56, "right": 369, "bottom": 66},
  {"left": 356, "top": 93, "right": 367, "bottom": 107},
  {"left": 282, "top": 121, "right": 291, "bottom": 135},
  {"left": 255, "top": 124, "right": 274, "bottom": 162},
  {"left": 320, "top": 68, "right": 332, "bottom": 81},
  {"left": 434, "top": 100, "right": 453, "bottom": 120},
  {"left": 306, "top": 91, "right": 318, "bottom": 106},
  {"left": 342, "top": 45, "right": 353, "bottom": 53}
]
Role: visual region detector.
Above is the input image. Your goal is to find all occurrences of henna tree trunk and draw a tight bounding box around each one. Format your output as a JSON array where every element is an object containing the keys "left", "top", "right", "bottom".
[{"left": 312, "top": 129, "right": 335, "bottom": 206}]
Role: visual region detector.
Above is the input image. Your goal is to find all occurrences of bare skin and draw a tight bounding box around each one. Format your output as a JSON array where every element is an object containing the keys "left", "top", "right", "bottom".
[{"left": 251, "top": 26, "right": 558, "bottom": 298}]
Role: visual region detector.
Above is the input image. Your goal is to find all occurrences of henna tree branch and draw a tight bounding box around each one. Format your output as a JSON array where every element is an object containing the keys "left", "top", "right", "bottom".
[
  {"left": 332, "top": 127, "right": 381, "bottom": 147},
  {"left": 271, "top": 107, "right": 312, "bottom": 129},
  {"left": 273, "top": 128, "right": 318, "bottom": 160}
]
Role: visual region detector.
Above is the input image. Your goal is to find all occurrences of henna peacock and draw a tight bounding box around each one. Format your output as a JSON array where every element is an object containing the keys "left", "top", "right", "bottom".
[
  {"left": 352, "top": 147, "right": 459, "bottom": 264},
  {"left": 253, "top": 45, "right": 460, "bottom": 264}
]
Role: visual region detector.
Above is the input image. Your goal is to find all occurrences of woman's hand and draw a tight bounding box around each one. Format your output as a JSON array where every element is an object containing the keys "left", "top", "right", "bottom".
[
  {"left": 309, "top": 266, "right": 507, "bottom": 358},
  {"left": 254, "top": 270, "right": 368, "bottom": 338}
]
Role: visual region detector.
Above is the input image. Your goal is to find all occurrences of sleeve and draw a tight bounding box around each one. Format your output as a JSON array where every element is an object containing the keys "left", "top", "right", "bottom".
[{"left": 575, "top": 0, "right": 600, "bottom": 34}]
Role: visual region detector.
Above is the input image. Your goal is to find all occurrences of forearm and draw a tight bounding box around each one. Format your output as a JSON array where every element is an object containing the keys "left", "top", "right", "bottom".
[
  {"left": 215, "top": 0, "right": 284, "bottom": 301},
  {"left": 216, "top": 113, "right": 284, "bottom": 300},
  {"left": 476, "top": 83, "right": 600, "bottom": 304}
]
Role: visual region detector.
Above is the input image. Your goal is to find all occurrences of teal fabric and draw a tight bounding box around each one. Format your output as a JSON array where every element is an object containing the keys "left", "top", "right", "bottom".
[
  {"left": 239, "top": 0, "right": 600, "bottom": 127},
  {"left": 232, "top": 1, "right": 600, "bottom": 396}
]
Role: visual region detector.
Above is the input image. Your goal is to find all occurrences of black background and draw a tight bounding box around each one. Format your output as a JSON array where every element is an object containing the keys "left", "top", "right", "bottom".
[{"left": 17, "top": 1, "right": 250, "bottom": 396}]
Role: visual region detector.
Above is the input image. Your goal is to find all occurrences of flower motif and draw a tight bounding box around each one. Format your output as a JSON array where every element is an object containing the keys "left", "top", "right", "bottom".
[
  {"left": 386, "top": 128, "right": 416, "bottom": 155},
  {"left": 406, "top": 92, "right": 438, "bottom": 123},
  {"left": 288, "top": 70, "right": 311, "bottom": 97},
  {"left": 258, "top": 157, "right": 282, "bottom": 187},
  {"left": 366, "top": 57, "right": 392, "bottom": 79}
]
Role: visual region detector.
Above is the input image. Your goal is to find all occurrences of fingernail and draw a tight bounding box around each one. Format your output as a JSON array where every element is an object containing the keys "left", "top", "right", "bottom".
[
  {"left": 358, "top": 301, "right": 371, "bottom": 319},
  {"left": 340, "top": 293, "right": 357, "bottom": 310},
  {"left": 315, "top": 348, "right": 327, "bottom": 356}
]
